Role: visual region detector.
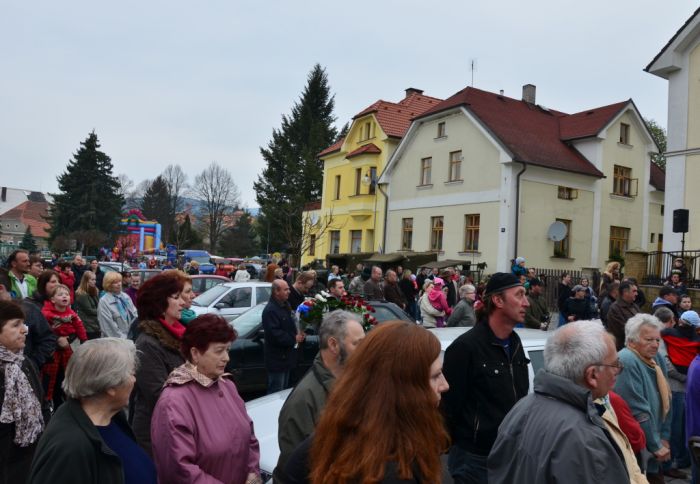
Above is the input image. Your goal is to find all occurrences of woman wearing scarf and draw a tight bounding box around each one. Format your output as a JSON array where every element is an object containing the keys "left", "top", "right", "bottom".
[
  {"left": 131, "top": 271, "right": 187, "bottom": 455},
  {"left": 29, "top": 338, "right": 156, "bottom": 484},
  {"left": 151, "top": 314, "right": 261, "bottom": 483},
  {"left": 98, "top": 272, "right": 137, "bottom": 339},
  {"left": 614, "top": 313, "right": 673, "bottom": 484},
  {"left": 0, "top": 301, "right": 45, "bottom": 483}
]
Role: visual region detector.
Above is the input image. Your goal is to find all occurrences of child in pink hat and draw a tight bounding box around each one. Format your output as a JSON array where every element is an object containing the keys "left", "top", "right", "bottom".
[{"left": 428, "top": 277, "right": 452, "bottom": 327}]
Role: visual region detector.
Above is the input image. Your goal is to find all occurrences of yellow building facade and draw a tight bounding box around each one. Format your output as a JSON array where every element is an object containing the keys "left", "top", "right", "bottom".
[{"left": 301, "top": 89, "right": 441, "bottom": 267}]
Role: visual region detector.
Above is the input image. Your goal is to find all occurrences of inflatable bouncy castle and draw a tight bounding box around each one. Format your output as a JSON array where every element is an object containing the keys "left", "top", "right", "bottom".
[{"left": 116, "top": 209, "right": 162, "bottom": 255}]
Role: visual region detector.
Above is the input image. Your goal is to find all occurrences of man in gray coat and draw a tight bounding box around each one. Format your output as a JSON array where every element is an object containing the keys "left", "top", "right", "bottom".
[
  {"left": 488, "top": 321, "right": 630, "bottom": 483},
  {"left": 447, "top": 284, "right": 476, "bottom": 327},
  {"left": 273, "top": 310, "right": 366, "bottom": 483}
]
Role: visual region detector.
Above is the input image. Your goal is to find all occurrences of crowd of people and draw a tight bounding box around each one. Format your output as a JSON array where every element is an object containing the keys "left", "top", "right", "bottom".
[{"left": 3, "top": 246, "right": 700, "bottom": 483}]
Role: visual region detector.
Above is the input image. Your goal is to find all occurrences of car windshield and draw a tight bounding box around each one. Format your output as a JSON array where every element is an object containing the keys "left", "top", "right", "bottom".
[
  {"left": 232, "top": 304, "right": 265, "bottom": 337},
  {"left": 191, "top": 256, "right": 211, "bottom": 264},
  {"left": 192, "top": 284, "right": 230, "bottom": 307},
  {"left": 373, "top": 305, "right": 403, "bottom": 322}
]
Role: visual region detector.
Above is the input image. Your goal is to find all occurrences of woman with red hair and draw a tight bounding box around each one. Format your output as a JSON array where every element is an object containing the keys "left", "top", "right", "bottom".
[
  {"left": 131, "top": 271, "right": 187, "bottom": 455},
  {"left": 151, "top": 314, "right": 261, "bottom": 484},
  {"left": 286, "top": 321, "right": 450, "bottom": 483}
]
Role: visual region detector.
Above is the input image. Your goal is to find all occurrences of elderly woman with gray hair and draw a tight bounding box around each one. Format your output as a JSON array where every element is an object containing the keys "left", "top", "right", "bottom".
[
  {"left": 614, "top": 313, "right": 672, "bottom": 484},
  {"left": 29, "top": 338, "right": 156, "bottom": 484}
]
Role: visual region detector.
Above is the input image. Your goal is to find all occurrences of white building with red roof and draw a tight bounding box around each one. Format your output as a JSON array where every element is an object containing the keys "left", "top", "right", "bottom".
[{"left": 380, "top": 84, "right": 664, "bottom": 272}]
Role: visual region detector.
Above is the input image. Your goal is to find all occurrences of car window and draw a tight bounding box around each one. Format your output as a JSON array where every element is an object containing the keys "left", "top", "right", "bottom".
[
  {"left": 205, "top": 278, "right": 224, "bottom": 291},
  {"left": 221, "top": 287, "right": 252, "bottom": 308},
  {"left": 191, "top": 279, "right": 205, "bottom": 293},
  {"left": 256, "top": 287, "right": 271, "bottom": 304},
  {"left": 527, "top": 349, "right": 545, "bottom": 374},
  {"left": 373, "top": 305, "right": 401, "bottom": 322},
  {"left": 193, "top": 284, "right": 230, "bottom": 307},
  {"left": 232, "top": 304, "right": 265, "bottom": 337}
]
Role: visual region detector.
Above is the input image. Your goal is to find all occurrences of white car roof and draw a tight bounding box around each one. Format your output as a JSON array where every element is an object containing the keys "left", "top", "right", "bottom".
[
  {"left": 429, "top": 326, "right": 548, "bottom": 352},
  {"left": 222, "top": 281, "right": 271, "bottom": 288}
]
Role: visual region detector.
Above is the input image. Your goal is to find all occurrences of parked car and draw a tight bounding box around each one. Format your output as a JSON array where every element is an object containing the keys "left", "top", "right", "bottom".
[
  {"left": 179, "top": 249, "right": 216, "bottom": 274},
  {"left": 191, "top": 281, "right": 273, "bottom": 322},
  {"left": 231, "top": 300, "right": 413, "bottom": 397},
  {"left": 190, "top": 274, "right": 230, "bottom": 296},
  {"left": 245, "top": 325, "right": 548, "bottom": 482}
]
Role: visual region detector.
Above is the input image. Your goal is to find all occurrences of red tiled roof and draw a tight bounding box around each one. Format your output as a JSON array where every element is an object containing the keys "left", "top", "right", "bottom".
[
  {"left": 650, "top": 162, "right": 666, "bottom": 191},
  {"left": 0, "top": 200, "right": 50, "bottom": 238},
  {"left": 346, "top": 143, "right": 381, "bottom": 159},
  {"left": 318, "top": 138, "right": 344, "bottom": 157},
  {"left": 416, "top": 87, "right": 609, "bottom": 177},
  {"left": 353, "top": 92, "right": 442, "bottom": 138},
  {"left": 559, "top": 101, "right": 629, "bottom": 140}
]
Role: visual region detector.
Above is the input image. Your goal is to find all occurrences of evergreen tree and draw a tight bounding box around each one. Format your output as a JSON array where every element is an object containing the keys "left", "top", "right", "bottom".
[
  {"left": 20, "top": 227, "right": 37, "bottom": 252},
  {"left": 175, "top": 214, "right": 202, "bottom": 249},
  {"left": 219, "top": 211, "right": 259, "bottom": 257},
  {"left": 140, "top": 176, "right": 171, "bottom": 238},
  {"left": 254, "top": 64, "right": 338, "bottom": 260},
  {"left": 48, "top": 131, "right": 124, "bottom": 251}
]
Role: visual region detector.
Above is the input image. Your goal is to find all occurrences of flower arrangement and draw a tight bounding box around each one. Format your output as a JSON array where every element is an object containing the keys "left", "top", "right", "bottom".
[{"left": 296, "top": 292, "right": 378, "bottom": 332}]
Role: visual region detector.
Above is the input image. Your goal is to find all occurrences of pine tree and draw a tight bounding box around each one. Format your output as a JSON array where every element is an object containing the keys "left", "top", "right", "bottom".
[
  {"left": 140, "top": 176, "right": 171, "bottom": 239},
  {"left": 254, "top": 64, "right": 338, "bottom": 260},
  {"left": 176, "top": 214, "right": 202, "bottom": 249},
  {"left": 48, "top": 131, "right": 124, "bottom": 250},
  {"left": 20, "top": 227, "right": 37, "bottom": 252},
  {"left": 219, "top": 211, "right": 259, "bottom": 257}
]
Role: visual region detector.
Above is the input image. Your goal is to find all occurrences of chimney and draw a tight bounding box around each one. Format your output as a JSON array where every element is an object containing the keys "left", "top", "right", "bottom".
[
  {"left": 522, "top": 84, "right": 536, "bottom": 104},
  {"left": 405, "top": 87, "right": 424, "bottom": 98},
  {"left": 1, "top": 187, "right": 6, "bottom": 202}
]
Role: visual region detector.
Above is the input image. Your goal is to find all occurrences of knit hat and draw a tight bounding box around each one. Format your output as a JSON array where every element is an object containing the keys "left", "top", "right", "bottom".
[
  {"left": 680, "top": 310, "right": 700, "bottom": 327},
  {"left": 515, "top": 257, "right": 526, "bottom": 265},
  {"left": 572, "top": 285, "right": 585, "bottom": 293},
  {"left": 484, "top": 272, "right": 522, "bottom": 297},
  {"left": 529, "top": 277, "right": 543, "bottom": 287},
  {"left": 433, "top": 277, "right": 444, "bottom": 287}
]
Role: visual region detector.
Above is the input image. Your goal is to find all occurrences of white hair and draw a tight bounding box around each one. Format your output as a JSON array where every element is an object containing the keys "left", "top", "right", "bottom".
[
  {"left": 625, "top": 313, "right": 663, "bottom": 344},
  {"left": 459, "top": 284, "right": 475, "bottom": 298},
  {"left": 544, "top": 320, "right": 609, "bottom": 383},
  {"left": 63, "top": 338, "right": 138, "bottom": 399}
]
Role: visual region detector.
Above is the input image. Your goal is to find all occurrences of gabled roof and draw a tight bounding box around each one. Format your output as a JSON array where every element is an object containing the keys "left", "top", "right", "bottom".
[
  {"left": 646, "top": 6, "right": 700, "bottom": 75},
  {"left": 559, "top": 101, "right": 629, "bottom": 141},
  {"left": 416, "top": 87, "right": 606, "bottom": 177},
  {"left": 346, "top": 143, "right": 381, "bottom": 159},
  {"left": 318, "top": 138, "right": 344, "bottom": 157},
  {"left": 0, "top": 200, "right": 50, "bottom": 238},
  {"left": 353, "top": 91, "right": 442, "bottom": 139},
  {"left": 650, "top": 162, "right": 666, "bottom": 191}
]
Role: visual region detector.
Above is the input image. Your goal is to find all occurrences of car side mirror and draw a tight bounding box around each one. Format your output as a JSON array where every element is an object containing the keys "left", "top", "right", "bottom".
[{"left": 214, "top": 302, "right": 228, "bottom": 310}]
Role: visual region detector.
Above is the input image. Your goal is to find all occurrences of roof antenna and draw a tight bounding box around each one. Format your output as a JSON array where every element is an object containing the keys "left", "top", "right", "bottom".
[{"left": 470, "top": 58, "right": 477, "bottom": 87}]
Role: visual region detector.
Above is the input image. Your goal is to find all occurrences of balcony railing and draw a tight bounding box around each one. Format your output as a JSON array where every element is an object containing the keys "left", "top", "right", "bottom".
[{"left": 643, "top": 250, "right": 700, "bottom": 288}]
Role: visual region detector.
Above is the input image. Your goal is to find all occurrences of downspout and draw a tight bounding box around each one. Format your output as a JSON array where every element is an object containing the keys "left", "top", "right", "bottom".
[
  {"left": 513, "top": 162, "right": 527, "bottom": 260},
  {"left": 378, "top": 184, "right": 389, "bottom": 254}
]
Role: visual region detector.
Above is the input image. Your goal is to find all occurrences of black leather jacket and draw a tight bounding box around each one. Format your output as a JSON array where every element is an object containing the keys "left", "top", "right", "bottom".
[{"left": 442, "top": 319, "right": 529, "bottom": 456}]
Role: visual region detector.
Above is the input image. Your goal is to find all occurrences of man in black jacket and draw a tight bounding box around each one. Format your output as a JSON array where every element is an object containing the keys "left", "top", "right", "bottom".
[
  {"left": 442, "top": 272, "right": 530, "bottom": 484},
  {"left": 262, "top": 280, "right": 304, "bottom": 394}
]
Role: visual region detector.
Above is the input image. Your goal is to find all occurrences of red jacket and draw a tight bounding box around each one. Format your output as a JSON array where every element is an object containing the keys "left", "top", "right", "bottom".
[
  {"left": 41, "top": 300, "right": 87, "bottom": 342},
  {"left": 57, "top": 271, "right": 76, "bottom": 304},
  {"left": 609, "top": 390, "right": 646, "bottom": 453}
]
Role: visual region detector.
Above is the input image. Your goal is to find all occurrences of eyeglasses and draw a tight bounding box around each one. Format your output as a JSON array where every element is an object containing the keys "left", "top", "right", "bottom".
[{"left": 596, "top": 359, "right": 624, "bottom": 374}]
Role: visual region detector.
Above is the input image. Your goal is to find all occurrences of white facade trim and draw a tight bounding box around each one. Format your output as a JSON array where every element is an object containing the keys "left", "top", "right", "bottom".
[{"left": 497, "top": 163, "right": 516, "bottom": 272}]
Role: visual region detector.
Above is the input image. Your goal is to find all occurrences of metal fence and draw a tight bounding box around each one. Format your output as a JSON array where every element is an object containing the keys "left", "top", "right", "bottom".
[
  {"left": 531, "top": 268, "right": 598, "bottom": 312},
  {"left": 643, "top": 250, "right": 700, "bottom": 288}
]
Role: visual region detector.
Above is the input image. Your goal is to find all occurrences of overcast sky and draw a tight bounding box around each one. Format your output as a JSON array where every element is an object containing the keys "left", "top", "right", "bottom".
[{"left": 1, "top": 0, "right": 696, "bottom": 207}]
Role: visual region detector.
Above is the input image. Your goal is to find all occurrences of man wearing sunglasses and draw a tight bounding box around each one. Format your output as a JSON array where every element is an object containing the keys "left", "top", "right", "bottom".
[{"left": 489, "top": 320, "right": 642, "bottom": 483}]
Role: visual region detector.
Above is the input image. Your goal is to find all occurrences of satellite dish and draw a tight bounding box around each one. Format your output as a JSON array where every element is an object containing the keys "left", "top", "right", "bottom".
[{"left": 547, "top": 221, "right": 568, "bottom": 242}]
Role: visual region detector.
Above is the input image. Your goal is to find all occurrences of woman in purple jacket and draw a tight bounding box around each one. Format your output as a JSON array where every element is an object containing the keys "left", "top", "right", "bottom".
[{"left": 150, "top": 314, "right": 261, "bottom": 484}]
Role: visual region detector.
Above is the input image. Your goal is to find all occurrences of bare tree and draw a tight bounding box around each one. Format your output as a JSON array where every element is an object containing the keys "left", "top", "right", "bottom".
[
  {"left": 192, "top": 162, "right": 240, "bottom": 252},
  {"left": 296, "top": 208, "right": 343, "bottom": 266},
  {"left": 116, "top": 174, "right": 137, "bottom": 209},
  {"left": 162, "top": 164, "right": 188, "bottom": 219}
]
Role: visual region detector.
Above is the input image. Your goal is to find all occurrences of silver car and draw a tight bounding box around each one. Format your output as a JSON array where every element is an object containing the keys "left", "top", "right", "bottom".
[{"left": 190, "top": 281, "right": 272, "bottom": 322}]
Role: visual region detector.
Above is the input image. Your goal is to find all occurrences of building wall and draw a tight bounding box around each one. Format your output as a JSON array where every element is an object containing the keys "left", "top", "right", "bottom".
[
  {"left": 302, "top": 114, "right": 393, "bottom": 266},
  {"left": 648, "top": 190, "right": 665, "bottom": 251}
]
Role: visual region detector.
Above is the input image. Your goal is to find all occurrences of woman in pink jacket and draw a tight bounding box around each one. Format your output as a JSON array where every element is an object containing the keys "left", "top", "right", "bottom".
[
  {"left": 150, "top": 314, "right": 261, "bottom": 484},
  {"left": 428, "top": 277, "right": 452, "bottom": 328}
]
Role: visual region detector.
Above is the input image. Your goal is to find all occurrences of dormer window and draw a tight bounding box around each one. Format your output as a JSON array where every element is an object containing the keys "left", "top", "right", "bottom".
[
  {"left": 619, "top": 123, "right": 630, "bottom": 145},
  {"left": 359, "top": 121, "right": 373, "bottom": 141}
]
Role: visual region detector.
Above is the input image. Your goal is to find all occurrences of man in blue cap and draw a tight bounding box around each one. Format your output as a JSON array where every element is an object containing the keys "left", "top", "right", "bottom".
[{"left": 442, "top": 272, "right": 530, "bottom": 484}]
